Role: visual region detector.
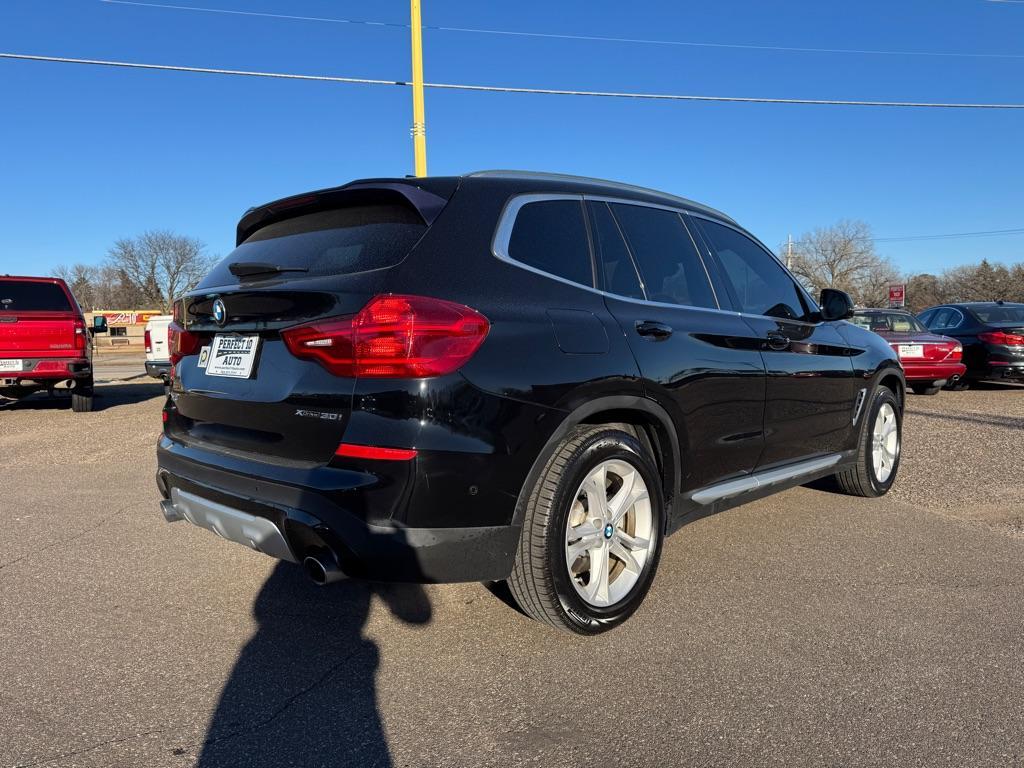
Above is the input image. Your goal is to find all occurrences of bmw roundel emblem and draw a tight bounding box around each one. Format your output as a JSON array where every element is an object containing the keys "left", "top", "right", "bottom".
[
  {"left": 212, "top": 298, "right": 227, "bottom": 326},
  {"left": 603, "top": 523, "right": 614, "bottom": 539}
]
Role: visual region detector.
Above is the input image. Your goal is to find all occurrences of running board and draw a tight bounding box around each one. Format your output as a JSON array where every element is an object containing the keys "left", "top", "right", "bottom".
[{"left": 690, "top": 453, "right": 843, "bottom": 506}]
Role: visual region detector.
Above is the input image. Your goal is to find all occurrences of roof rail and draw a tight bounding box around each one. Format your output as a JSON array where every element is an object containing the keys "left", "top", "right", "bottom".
[{"left": 466, "top": 170, "right": 735, "bottom": 223}]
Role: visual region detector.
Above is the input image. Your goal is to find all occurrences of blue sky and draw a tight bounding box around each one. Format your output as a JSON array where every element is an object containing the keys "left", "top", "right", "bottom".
[{"left": 1, "top": 0, "right": 1021, "bottom": 277}]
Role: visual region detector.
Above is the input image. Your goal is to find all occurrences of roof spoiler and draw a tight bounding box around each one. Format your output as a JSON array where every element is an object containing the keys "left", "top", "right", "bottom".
[{"left": 236, "top": 181, "right": 453, "bottom": 246}]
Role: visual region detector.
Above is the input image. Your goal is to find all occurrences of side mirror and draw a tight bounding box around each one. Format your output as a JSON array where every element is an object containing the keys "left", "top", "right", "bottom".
[
  {"left": 819, "top": 289, "right": 855, "bottom": 321},
  {"left": 92, "top": 316, "right": 108, "bottom": 334}
]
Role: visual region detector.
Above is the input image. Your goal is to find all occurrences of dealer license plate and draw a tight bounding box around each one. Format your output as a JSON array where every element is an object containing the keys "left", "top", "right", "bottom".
[
  {"left": 0, "top": 359, "right": 24, "bottom": 372},
  {"left": 898, "top": 344, "right": 924, "bottom": 359},
  {"left": 206, "top": 335, "right": 260, "bottom": 378}
]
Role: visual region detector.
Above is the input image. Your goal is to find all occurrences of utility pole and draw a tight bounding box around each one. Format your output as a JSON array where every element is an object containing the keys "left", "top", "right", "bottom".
[
  {"left": 410, "top": 0, "right": 428, "bottom": 177},
  {"left": 786, "top": 234, "right": 793, "bottom": 270}
]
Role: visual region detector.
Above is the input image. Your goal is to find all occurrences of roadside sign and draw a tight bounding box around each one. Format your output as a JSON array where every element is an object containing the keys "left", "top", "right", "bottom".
[{"left": 888, "top": 284, "right": 906, "bottom": 308}]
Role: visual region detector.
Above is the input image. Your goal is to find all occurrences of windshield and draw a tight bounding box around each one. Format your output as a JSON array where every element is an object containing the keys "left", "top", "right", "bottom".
[
  {"left": 851, "top": 311, "right": 926, "bottom": 333},
  {"left": 0, "top": 280, "right": 73, "bottom": 312},
  {"left": 200, "top": 204, "right": 427, "bottom": 288},
  {"left": 971, "top": 305, "right": 1024, "bottom": 324}
]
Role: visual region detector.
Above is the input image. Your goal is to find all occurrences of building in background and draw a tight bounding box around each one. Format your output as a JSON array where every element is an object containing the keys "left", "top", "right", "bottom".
[{"left": 85, "top": 310, "right": 164, "bottom": 348}]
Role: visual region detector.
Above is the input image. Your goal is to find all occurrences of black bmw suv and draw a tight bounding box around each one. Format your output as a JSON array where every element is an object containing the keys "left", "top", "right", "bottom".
[{"left": 157, "top": 171, "right": 905, "bottom": 634}]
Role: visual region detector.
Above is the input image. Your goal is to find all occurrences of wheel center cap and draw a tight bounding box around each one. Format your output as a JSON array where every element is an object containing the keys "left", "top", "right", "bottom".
[{"left": 603, "top": 523, "right": 614, "bottom": 539}]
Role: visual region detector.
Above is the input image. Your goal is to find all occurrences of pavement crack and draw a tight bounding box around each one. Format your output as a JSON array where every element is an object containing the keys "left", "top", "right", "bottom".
[
  {"left": 0, "top": 504, "right": 131, "bottom": 572},
  {"left": 181, "top": 645, "right": 371, "bottom": 752},
  {"left": 12, "top": 727, "right": 170, "bottom": 768}
]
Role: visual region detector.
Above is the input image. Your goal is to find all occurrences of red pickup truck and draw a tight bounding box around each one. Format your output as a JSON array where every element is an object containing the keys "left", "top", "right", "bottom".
[{"left": 0, "top": 276, "right": 107, "bottom": 412}]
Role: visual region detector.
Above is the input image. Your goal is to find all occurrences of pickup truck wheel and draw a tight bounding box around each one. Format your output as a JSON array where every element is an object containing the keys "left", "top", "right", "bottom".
[
  {"left": 507, "top": 425, "right": 664, "bottom": 635},
  {"left": 71, "top": 381, "right": 94, "bottom": 413},
  {"left": 835, "top": 386, "right": 901, "bottom": 497}
]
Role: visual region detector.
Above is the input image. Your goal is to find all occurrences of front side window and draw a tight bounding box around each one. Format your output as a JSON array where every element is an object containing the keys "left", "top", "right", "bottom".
[
  {"left": 507, "top": 199, "right": 593, "bottom": 287},
  {"left": 697, "top": 219, "right": 807, "bottom": 321},
  {"left": 609, "top": 203, "right": 717, "bottom": 309}
]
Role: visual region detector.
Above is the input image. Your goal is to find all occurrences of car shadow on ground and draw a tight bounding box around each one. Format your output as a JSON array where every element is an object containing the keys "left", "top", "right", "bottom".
[
  {"left": 0, "top": 381, "right": 165, "bottom": 412},
  {"left": 191, "top": 562, "right": 431, "bottom": 768}
]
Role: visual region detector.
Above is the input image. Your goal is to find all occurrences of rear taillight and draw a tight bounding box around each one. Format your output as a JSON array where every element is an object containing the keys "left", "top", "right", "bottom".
[
  {"left": 281, "top": 295, "right": 490, "bottom": 378},
  {"left": 144, "top": 329, "right": 152, "bottom": 353},
  {"left": 168, "top": 321, "right": 201, "bottom": 364},
  {"left": 172, "top": 299, "right": 184, "bottom": 325},
  {"left": 948, "top": 343, "right": 963, "bottom": 361},
  {"left": 73, "top": 318, "right": 87, "bottom": 351},
  {"left": 979, "top": 330, "right": 1024, "bottom": 346}
]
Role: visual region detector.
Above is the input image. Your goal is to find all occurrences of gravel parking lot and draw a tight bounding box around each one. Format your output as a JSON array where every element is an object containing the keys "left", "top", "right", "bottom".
[{"left": 1, "top": 374, "right": 1022, "bottom": 768}]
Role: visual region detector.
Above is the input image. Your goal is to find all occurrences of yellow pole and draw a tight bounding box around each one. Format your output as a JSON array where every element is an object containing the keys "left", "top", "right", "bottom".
[{"left": 410, "top": 0, "right": 428, "bottom": 177}]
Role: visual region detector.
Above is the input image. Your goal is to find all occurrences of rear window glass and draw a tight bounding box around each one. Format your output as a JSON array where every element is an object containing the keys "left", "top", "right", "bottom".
[
  {"left": 201, "top": 204, "right": 427, "bottom": 287},
  {"left": 0, "top": 281, "right": 72, "bottom": 312},
  {"left": 507, "top": 200, "right": 594, "bottom": 287},
  {"left": 972, "top": 305, "right": 1024, "bottom": 323},
  {"left": 852, "top": 312, "right": 926, "bottom": 333}
]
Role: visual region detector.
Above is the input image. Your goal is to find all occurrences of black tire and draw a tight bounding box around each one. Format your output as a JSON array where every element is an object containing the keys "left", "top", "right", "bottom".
[
  {"left": 834, "top": 386, "right": 901, "bottom": 497},
  {"left": 71, "top": 380, "right": 94, "bottom": 413},
  {"left": 910, "top": 383, "right": 940, "bottom": 396},
  {"left": 507, "top": 425, "right": 665, "bottom": 635},
  {"left": 946, "top": 379, "right": 970, "bottom": 391}
]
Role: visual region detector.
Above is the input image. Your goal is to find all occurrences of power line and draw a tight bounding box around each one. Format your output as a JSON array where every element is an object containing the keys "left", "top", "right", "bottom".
[
  {"left": 98, "top": 0, "right": 1024, "bottom": 61},
  {"left": 4, "top": 52, "right": 1024, "bottom": 110},
  {"left": 873, "top": 228, "right": 1024, "bottom": 243}
]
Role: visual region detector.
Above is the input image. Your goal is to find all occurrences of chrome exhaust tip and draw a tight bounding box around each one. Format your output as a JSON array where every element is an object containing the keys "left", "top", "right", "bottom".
[
  {"left": 160, "top": 498, "right": 184, "bottom": 523},
  {"left": 303, "top": 555, "right": 347, "bottom": 585}
]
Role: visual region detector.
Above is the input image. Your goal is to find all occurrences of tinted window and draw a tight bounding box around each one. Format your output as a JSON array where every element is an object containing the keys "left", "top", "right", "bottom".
[
  {"left": 698, "top": 219, "right": 806, "bottom": 320},
  {"left": 917, "top": 309, "right": 935, "bottom": 326},
  {"left": 201, "top": 204, "right": 427, "bottom": 288},
  {"left": 972, "top": 305, "right": 1024, "bottom": 323},
  {"left": 929, "top": 308, "right": 952, "bottom": 329},
  {"left": 508, "top": 200, "right": 593, "bottom": 287},
  {"left": 609, "top": 204, "right": 717, "bottom": 309},
  {"left": 587, "top": 202, "right": 643, "bottom": 299},
  {"left": 0, "top": 281, "right": 72, "bottom": 312}
]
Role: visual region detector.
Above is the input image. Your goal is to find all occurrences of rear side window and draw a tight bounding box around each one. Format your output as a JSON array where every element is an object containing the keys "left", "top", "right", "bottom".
[
  {"left": 587, "top": 202, "right": 643, "bottom": 300},
  {"left": 609, "top": 203, "right": 717, "bottom": 309},
  {"left": 973, "top": 305, "right": 1024, "bottom": 323},
  {"left": 201, "top": 204, "right": 427, "bottom": 287},
  {"left": 0, "top": 281, "right": 72, "bottom": 312},
  {"left": 507, "top": 200, "right": 593, "bottom": 287},
  {"left": 698, "top": 219, "right": 807, "bottom": 321}
]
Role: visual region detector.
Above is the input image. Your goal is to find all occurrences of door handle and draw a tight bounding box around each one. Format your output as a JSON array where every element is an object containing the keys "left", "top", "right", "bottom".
[
  {"left": 635, "top": 320, "right": 673, "bottom": 339},
  {"left": 766, "top": 331, "right": 790, "bottom": 351}
]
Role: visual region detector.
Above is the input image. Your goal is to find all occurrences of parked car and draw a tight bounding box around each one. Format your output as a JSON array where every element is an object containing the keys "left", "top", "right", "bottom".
[
  {"left": 851, "top": 309, "right": 965, "bottom": 395},
  {"left": 0, "top": 276, "right": 107, "bottom": 411},
  {"left": 917, "top": 301, "right": 1024, "bottom": 386},
  {"left": 156, "top": 171, "right": 905, "bottom": 634},
  {"left": 144, "top": 314, "right": 173, "bottom": 383}
]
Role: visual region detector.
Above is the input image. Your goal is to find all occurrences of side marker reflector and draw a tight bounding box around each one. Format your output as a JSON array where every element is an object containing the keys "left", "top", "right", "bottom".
[{"left": 335, "top": 443, "right": 418, "bottom": 461}]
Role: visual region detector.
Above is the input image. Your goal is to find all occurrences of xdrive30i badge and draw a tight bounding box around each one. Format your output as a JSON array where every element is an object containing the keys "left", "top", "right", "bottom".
[{"left": 295, "top": 409, "right": 343, "bottom": 421}]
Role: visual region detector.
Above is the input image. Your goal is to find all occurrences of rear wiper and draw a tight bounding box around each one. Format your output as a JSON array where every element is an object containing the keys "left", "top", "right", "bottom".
[{"left": 228, "top": 262, "right": 309, "bottom": 278}]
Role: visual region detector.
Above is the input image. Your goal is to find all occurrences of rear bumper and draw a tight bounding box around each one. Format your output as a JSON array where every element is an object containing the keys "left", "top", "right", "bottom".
[
  {"left": 0, "top": 357, "right": 91, "bottom": 383},
  {"left": 156, "top": 435, "right": 522, "bottom": 583},
  {"left": 145, "top": 360, "right": 171, "bottom": 379},
  {"left": 901, "top": 361, "right": 966, "bottom": 383},
  {"left": 972, "top": 362, "right": 1024, "bottom": 381}
]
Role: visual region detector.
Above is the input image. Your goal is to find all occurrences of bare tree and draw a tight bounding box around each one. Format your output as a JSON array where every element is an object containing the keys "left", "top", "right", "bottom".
[
  {"left": 106, "top": 231, "right": 214, "bottom": 311},
  {"left": 53, "top": 263, "right": 100, "bottom": 310},
  {"left": 784, "top": 220, "right": 901, "bottom": 308}
]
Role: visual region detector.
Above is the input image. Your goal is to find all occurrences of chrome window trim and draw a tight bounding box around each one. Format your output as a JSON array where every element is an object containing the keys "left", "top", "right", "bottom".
[{"left": 492, "top": 192, "right": 729, "bottom": 312}]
